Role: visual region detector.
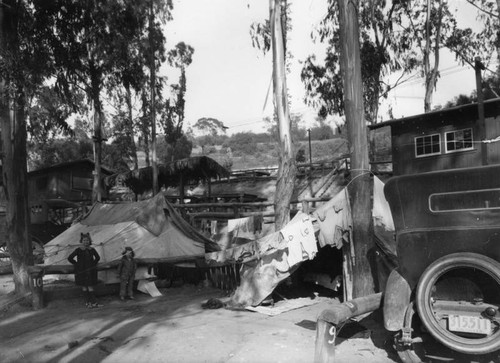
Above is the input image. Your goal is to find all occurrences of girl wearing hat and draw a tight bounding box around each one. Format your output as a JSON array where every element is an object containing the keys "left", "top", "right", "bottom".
[{"left": 117, "top": 247, "right": 137, "bottom": 300}]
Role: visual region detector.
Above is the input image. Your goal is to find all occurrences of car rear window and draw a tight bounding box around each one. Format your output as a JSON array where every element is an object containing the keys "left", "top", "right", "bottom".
[{"left": 429, "top": 188, "right": 500, "bottom": 212}]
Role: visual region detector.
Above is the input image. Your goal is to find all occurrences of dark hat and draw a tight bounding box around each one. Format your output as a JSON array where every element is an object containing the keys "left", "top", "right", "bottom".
[{"left": 122, "top": 246, "right": 135, "bottom": 257}]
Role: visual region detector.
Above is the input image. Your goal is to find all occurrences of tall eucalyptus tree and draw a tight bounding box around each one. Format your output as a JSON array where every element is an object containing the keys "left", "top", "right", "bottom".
[
  {"left": 0, "top": 0, "right": 58, "bottom": 294},
  {"left": 163, "top": 42, "right": 194, "bottom": 161}
]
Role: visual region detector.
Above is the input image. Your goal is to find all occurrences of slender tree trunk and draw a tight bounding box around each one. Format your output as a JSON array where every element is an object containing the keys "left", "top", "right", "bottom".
[
  {"left": 424, "top": 0, "right": 442, "bottom": 112},
  {"left": 149, "top": 0, "right": 158, "bottom": 194},
  {"left": 0, "top": 0, "right": 33, "bottom": 295},
  {"left": 92, "top": 96, "right": 103, "bottom": 203},
  {"left": 496, "top": 0, "right": 500, "bottom": 69},
  {"left": 170, "top": 139, "right": 177, "bottom": 162},
  {"left": 125, "top": 86, "right": 139, "bottom": 170},
  {"left": 337, "top": 0, "right": 375, "bottom": 298},
  {"left": 141, "top": 92, "right": 151, "bottom": 167},
  {"left": 270, "top": 0, "right": 296, "bottom": 230}
]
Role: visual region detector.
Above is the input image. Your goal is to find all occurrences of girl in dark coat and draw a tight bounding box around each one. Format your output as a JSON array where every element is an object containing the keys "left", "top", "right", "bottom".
[
  {"left": 117, "top": 247, "right": 137, "bottom": 300},
  {"left": 68, "top": 233, "right": 101, "bottom": 308}
]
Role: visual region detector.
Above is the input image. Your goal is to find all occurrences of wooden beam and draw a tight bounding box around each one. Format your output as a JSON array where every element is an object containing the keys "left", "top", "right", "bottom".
[
  {"left": 172, "top": 197, "right": 333, "bottom": 209},
  {"left": 0, "top": 254, "right": 206, "bottom": 276}
]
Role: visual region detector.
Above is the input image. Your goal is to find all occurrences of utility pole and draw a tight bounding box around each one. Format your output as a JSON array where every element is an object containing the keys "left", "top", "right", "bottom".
[
  {"left": 337, "top": 0, "right": 375, "bottom": 299},
  {"left": 475, "top": 57, "right": 487, "bottom": 165},
  {"left": 149, "top": 0, "right": 158, "bottom": 195}
]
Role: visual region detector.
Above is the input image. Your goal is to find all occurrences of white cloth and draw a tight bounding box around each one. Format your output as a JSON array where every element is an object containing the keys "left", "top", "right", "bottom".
[
  {"left": 280, "top": 213, "right": 317, "bottom": 267},
  {"left": 373, "top": 176, "right": 395, "bottom": 231},
  {"left": 314, "top": 188, "right": 352, "bottom": 249},
  {"left": 210, "top": 220, "right": 218, "bottom": 236},
  {"left": 227, "top": 216, "right": 252, "bottom": 233}
]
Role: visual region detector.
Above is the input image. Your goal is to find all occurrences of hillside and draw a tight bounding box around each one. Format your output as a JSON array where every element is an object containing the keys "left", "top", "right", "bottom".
[{"left": 191, "top": 138, "right": 349, "bottom": 171}]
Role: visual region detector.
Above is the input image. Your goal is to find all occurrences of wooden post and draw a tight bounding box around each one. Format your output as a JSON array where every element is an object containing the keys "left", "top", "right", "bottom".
[
  {"left": 301, "top": 200, "right": 309, "bottom": 214},
  {"left": 314, "top": 319, "right": 337, "bottom": 363},
  {"left": 337, "top": 0, "right": 375, "bottom": 298},
  {"left": 314, "top": 293, "right": 383, "bottom": 363},
  {"left": 29, "top": 268, "right": 44, "bottom": 310},
  {"left": 475, "top": 57, "right": 487, "bottom": 165}
]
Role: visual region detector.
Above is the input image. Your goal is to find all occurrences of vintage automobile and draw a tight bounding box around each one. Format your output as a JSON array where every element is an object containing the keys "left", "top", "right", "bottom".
[{"left": 383, "top": 164, "right": 500, "bottom": 362}]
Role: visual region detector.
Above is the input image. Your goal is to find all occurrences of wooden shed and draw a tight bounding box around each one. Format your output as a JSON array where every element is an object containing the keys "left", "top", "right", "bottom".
[
  {"left": 0, "top": 159, "right": 114, "bottom": 246},
  {"left": 369, "top": 98, "right": 500, "bottom": 175}
]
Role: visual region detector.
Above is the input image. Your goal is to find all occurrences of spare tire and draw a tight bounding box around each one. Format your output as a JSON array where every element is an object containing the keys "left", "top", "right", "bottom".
[{"left": 416, "top": 253, "right": 500, "bottom": 355}]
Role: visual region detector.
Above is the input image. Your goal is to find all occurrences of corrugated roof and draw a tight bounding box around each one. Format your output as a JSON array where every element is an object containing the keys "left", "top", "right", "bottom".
[{"left": 369, "top": 98, "right": 500, "bottom": 130}]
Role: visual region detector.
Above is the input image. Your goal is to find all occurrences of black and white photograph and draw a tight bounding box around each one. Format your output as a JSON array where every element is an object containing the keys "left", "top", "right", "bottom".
[{"left": 0, "top": 0, "right": 499, "bottom": 362}]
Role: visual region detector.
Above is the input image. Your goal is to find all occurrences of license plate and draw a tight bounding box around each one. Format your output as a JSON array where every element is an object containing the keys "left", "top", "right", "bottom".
[{"left": 448, "top": 315, "right": 491, "bottom": 335}]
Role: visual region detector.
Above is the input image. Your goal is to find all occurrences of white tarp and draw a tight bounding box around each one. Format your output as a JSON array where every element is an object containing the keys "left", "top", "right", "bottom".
[{"left": 43, "top": 193, "right": 208, "bottom": 283}]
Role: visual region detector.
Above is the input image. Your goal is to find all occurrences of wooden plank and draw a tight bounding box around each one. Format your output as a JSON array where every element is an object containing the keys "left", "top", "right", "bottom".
[
  {"left": 0, "top": 254, "right": 206, "bottom": 276},
  {"left": 173, "top": 197, "right": 333, "bottom": 209}
]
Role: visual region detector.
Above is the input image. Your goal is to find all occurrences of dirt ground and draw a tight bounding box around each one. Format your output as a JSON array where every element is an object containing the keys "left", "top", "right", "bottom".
[{"left": 0, "top": 276, "right": 398, "bottom": 363}]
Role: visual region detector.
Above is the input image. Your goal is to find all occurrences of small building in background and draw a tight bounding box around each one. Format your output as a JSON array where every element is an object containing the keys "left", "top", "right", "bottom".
[
  {"left": 0, "top": 159, "right": 114, "bottom": 246},
  {"left": 369, "top": 98, "right": 500, "bottom": 175}
]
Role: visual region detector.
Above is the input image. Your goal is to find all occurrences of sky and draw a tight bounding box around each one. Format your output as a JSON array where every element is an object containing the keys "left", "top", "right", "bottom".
[{"left": 162, "top": 0, "right": 498, "bottom": 135}]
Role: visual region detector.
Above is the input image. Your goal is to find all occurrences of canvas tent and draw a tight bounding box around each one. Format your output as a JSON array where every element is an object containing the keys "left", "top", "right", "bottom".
[{"left": 44, "top": 193, "right": 219, "bottom": 283}]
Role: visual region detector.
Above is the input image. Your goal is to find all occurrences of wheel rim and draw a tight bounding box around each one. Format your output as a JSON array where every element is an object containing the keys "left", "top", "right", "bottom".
[{"left": 416, "top": 253, "right": 500, "bottom": 355}]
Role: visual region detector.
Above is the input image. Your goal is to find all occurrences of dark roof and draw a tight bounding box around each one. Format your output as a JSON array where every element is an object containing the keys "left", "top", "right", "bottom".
[
  {"left": 104, "top": 156, "right": 230, "bottom": 194},
  {"left": 369, "top": 98, "right": 500, "bottom": 130},
  {"left": 0, "top": 159, "right": 114, "bottom": 186},
  {"left": 28, "top": 159, "right": 114, "bottom": 177}
]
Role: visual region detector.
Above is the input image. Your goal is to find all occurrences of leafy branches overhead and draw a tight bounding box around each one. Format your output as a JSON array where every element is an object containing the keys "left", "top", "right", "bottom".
[
  {"left": 27, "top": 86, "right": 79, "bottom": 142},
  {"left": 302, "top": 0, "right": 489, "bottom": 120},
  {"left": 465, "top": 0, "right": 500, "bottom": 66},
  {"left": 302, "top": 0, "right": 418, "bottom": 123}
]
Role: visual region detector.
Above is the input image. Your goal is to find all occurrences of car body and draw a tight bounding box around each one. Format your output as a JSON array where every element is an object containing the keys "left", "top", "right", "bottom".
[{"left": 383, "top": 164, "right": 500, "bottom": 360}]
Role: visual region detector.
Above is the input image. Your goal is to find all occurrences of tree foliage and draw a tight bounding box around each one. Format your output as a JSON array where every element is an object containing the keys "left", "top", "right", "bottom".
[
  {"left": 264, "top": 113, "right": 307, "bottom": 142},
  {"left": 302, "top": 1, "right": 418, "bottom": 122},
  {"left": 464, "top": 0, "right": 500, "bottom": 65},
  {"left": 157, "top": 134, "right": 193, "bottom": 163},
  {"left": 302, "top": 0, "right": 489, "bottom": 120},
  {"left": 193, "top": 117, "right": 228, "bottom": 137},
  {"left": 160, "top": 41, "right": 194, "bottom": 161},
  {"left": 443, "top": 71, "right": 500, "bottom": 108}
]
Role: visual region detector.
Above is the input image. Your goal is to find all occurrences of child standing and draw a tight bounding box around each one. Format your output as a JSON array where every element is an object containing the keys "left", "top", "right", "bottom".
[
  {"left": 117, "top": 247, "right": 137, "bottom": 301},
  {"left": 68, "top": 233, "right": 101, "bottom": 308}
]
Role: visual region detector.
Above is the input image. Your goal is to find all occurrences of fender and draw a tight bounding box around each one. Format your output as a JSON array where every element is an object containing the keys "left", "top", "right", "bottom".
[{"left": 383, "top": 268, "right": 412, "bottom": 331}]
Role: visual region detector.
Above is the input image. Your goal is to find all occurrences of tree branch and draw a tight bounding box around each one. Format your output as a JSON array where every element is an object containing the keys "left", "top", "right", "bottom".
[
  {"left": 370, "top": 0, "right": 381, "bottom": 48},
  {"left": 465, "top": 0, "right": 499, "bottom": 19},
  {"left": 380, "top": 2, "right": 396, "bottom": 49}
]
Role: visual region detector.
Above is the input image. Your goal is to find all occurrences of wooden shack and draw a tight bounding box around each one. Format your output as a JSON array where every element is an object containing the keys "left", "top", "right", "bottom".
[
  {"left": 27, "top": 159, "right": 113, "bottom": 224},
  {"left": 0, "top": 159, "right": 114, "bottom": 246},
  {"left": 369, "top": 98, "right": 500, "bottom": 175},
  {"left": 104, "top": 156, "right": 230, "bottom": 202}
]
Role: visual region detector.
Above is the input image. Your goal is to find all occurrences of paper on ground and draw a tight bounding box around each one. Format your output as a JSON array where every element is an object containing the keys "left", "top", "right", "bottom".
[
  {"left": 245, "top": 296, "right": 330, "bottom": 316},
  {"left": 137, "top": 280, "right": 162, "bottom": 297}
]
